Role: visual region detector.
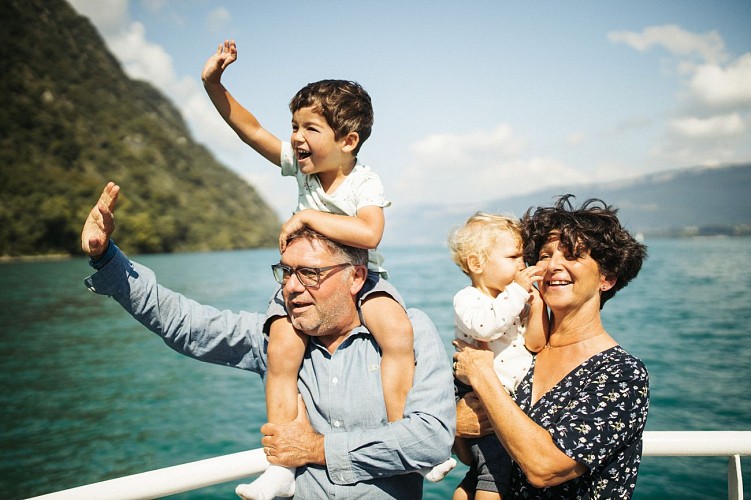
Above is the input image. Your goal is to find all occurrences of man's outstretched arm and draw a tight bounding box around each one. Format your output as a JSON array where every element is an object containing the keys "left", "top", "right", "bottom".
[{"left": 81, "top": 183, "right": 268, "bottom": 374}]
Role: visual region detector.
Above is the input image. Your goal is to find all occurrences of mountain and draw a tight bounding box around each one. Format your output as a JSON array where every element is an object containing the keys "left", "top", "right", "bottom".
[
  {"left": 0, "top": 0, "right": 280, "bottom": 257},
  {"left": 383, "top": 163, "right": 751, "bottom": 247}
]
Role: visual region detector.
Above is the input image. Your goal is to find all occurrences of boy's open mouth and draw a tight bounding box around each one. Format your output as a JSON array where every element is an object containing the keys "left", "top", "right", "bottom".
[{"left": 297, "top": 148, "right": 312, "bottom": 160}]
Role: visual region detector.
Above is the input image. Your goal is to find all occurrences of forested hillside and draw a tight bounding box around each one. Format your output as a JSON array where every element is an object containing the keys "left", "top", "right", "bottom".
[{"left": 0, "top": 0, "right": 280, "bottom": 257}]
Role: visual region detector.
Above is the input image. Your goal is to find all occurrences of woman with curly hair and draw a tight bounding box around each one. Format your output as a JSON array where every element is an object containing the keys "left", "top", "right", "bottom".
[{"left": 453, "top": 195, "right": 649, "bottom": 499}]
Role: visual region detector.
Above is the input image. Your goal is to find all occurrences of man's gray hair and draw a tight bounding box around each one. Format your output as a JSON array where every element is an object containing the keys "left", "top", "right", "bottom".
[{"left": 285, "top": 227, "right": 368, "bottom": 267}]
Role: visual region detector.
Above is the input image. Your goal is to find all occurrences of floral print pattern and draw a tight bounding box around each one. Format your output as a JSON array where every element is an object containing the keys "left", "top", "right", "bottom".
[{"left": 509, "top": 346, "right": 649, "bottom": 499}]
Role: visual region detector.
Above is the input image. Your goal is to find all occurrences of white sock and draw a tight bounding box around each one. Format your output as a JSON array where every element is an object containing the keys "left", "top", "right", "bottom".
[
  {"left": 235, "top": 465, "right": 296, "bottom": 500},
  {"left": 423, "top": 457, "right": 457, "bottom": 482}
]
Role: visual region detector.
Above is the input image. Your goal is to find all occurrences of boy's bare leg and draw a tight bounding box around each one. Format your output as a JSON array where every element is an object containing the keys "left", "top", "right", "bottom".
[
  {"left": 236, "top": 317, "right": 306, "bottom": 500},
  {"left": 360, "top": 294, "right": 414, "bottom": 422},
  {"left": 266, "top": 316, "right": 307, "bottom": 423}
]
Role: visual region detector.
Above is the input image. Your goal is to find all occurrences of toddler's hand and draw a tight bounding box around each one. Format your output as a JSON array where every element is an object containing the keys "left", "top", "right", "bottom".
[
  {"left": 201, "top": 40, "right": 237, "bottom": 84},
  {"left": 514, "top": 265, "right": 543, "bottom": 292}
]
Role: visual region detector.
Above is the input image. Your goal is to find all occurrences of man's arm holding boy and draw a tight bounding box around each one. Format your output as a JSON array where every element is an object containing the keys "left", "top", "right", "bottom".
[
  {"left": 262, "top": 310, "right": 456, "bottom": 483},
  {"left": 201, "top": 40, "right": 281, "bottom": 166}
]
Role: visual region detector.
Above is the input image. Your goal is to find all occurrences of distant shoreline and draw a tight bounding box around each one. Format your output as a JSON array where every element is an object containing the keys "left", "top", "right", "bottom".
[
  {"left": 0, "top": 254, "right": 72, "bottom": 263},
  {"left": 4, "top": 233, "right": 750, "bottom": 262}
]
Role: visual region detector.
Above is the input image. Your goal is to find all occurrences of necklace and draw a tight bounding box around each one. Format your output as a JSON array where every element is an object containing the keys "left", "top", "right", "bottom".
[{"left": 544, "top": 331, "right": 606, "bottom": 349}]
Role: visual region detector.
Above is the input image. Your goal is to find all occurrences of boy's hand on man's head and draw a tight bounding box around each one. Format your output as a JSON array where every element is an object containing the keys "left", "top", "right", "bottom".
[
  {"left": 278, "top": 211, "right": 309, "bottom": 254},
  {"left": 81, "top": 182, "right": 119, "bottom": 257},
  {"left": 201, "top": 39, "right": 237, "bottom": 85}
]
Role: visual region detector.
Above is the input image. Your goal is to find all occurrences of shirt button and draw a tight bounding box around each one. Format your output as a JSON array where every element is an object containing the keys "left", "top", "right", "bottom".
[
  {"left": 333, "top": 420, "right": 341, "bottom": 428},
  {"left": 332, "top": 377, "right": 339, "bottom": 384}
]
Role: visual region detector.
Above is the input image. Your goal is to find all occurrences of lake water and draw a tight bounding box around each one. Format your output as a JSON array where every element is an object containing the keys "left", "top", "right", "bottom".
[{"left": 1, "top": 238, "right": 750, "bottom": 499}]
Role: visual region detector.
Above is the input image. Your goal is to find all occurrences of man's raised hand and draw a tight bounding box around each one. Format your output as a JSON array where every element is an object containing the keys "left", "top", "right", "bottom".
[{"left": 81, "top": 182, "right": 119, "bottom": 257}]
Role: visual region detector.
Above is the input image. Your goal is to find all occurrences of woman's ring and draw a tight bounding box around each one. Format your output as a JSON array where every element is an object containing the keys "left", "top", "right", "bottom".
[{"left": 264, "top": 447, "right": 270, "bottom": 456}]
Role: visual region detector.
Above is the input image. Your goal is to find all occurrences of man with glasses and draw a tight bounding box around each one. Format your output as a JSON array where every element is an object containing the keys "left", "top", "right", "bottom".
[{"left": 80, "top": 183, "right": 455, "bottom": 499}]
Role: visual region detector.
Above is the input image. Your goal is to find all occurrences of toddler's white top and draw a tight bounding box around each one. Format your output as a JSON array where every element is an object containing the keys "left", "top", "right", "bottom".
[{"left": 454, "top": 282, "right": 533, "bottom": 392}]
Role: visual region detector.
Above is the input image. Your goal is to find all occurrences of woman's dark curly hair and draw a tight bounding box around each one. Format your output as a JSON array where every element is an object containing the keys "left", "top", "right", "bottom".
[{"left": 521, "top": 195, "right": 647, "bottom": 308}]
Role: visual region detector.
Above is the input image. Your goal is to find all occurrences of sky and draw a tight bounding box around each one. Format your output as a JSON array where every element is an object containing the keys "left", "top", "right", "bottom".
[{"left": 67, "top": 0, "right": 751, "bottom": 220}]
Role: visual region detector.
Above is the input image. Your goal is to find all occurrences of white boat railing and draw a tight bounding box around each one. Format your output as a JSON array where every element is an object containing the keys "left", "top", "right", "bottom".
[{"left": 27, "top": 431, "right": 751, "bottom": 500}]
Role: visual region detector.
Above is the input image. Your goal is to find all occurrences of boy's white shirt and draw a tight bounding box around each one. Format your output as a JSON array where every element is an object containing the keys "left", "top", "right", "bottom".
[
  {"left": 280, "top": 142, "right": 390, "bottom": 275},
  {"left": 453, "top": 282, "right": 533, "bottom": 392}
]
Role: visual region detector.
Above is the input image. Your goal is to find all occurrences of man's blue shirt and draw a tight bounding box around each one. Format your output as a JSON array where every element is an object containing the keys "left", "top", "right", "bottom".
[{"left": 85, "top": 244, "right": 455, "bottom": 498}]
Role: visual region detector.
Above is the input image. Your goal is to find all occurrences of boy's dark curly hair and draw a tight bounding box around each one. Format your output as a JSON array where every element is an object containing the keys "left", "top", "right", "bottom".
[
  {"left": 522, "top": 195, "right": 647, "bottom": 308},
  {"left": 289, "top": 80, "right": 373, "bottom": 156}
]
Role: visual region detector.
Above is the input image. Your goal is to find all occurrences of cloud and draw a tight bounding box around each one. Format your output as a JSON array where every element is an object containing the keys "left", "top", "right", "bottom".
[
  {"left": 689, "top": 54, "right": 751, "bottom": 109},
  {"left": 669, "top": 113, "right": 746, "bottom": 138},
  {"left": 395, "top": 125, "right": 587, "bottom": 206},
  {"left": 410, "top": 125, "right": 525, "bottom": 165},
  {"left": 141, "top": 0, "right": 168, "bottom": 12},
  {"left": 68, "top": 1, "right": 175, "bottom": 88},
  {"left": 207, "top": 7, "right": 231, "bottom": 34},
  {"left": 654, "top": 113, "right": 751, "bottom": 167},
  {"left": 68, "top": 0, "right": 128, "bottom": 35},
  {"left": 611, "top": 24, "right": 751, "bottom": 168},
  {"left": 609, "top": 24, "right": 751, "bottom": 112},
  {"left": 567, "top": 132, "right": 586, "bottom": 146},
  {"left": 608, "top": 24, "right": 726, "bottom": 64},
  {"left": 108, "top": 22, "right": 178, "bottom": 90}
]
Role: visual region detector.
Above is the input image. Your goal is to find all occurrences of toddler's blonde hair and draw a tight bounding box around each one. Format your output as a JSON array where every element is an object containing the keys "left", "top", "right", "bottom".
[{"left": 448, "top": 212, "right": 522, "bottom": 276}]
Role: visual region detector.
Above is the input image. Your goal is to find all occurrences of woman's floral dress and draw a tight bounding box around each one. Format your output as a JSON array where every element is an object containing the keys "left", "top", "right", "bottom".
[{"left": 509, "top": 346, "right": 650, "bottom": 499}]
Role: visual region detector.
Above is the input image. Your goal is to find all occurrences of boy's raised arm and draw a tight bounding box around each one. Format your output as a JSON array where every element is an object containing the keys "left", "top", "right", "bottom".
[
  {"left": 279, "top": 206, "right": 385, "bottom": 253},
  {"left": 202, "top": 40, "right": 282, "bottom": 167}
]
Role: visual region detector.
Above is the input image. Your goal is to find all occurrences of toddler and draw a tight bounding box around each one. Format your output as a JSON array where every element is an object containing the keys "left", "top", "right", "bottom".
[{"left": 448, "top": 212, "right": 548, "bottom": 500}]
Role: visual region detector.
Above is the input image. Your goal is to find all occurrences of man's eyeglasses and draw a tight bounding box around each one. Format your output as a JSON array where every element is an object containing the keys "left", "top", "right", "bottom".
[{"left": 271, "top": 263, "right": 352, "bottom": 288}]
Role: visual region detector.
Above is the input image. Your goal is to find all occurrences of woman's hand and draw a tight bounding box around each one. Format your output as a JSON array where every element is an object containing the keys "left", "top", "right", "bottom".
[
  {"left": 452, "top": 339, "right": 495, "bottom": 386},
  {"left": 455, "top": 392, "right": 494, "bottom": 438}
]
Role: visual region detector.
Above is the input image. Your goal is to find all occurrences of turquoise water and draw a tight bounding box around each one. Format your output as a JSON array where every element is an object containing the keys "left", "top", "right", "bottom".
[{"left": 1, "top": 238, "right": 750, "bottom": 499}]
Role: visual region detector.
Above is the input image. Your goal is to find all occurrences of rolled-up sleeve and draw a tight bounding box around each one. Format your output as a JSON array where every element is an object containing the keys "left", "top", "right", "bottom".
[
  {"left": 323, "top": 309, "right": 455, "bottom": 483},
  {"left": 84, "top": 246, "right": 268, "bottom": 375}
]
